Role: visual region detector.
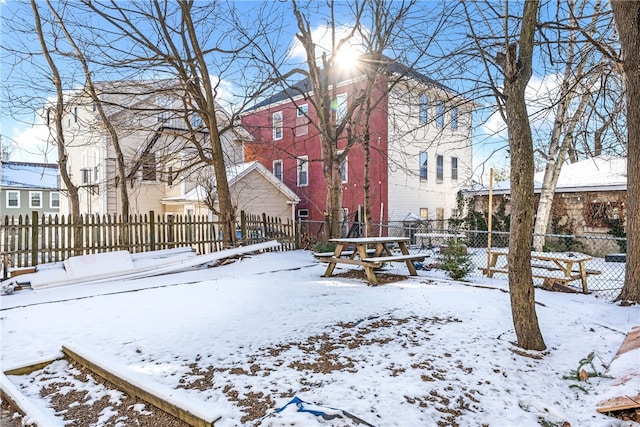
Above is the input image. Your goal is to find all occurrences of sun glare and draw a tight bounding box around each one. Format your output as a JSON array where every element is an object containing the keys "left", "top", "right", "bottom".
[{"left": 333, "top": 44, "right": 362, "bottom": 70}]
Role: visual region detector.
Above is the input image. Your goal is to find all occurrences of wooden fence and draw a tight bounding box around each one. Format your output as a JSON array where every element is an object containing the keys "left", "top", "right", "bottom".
[{"left": 1, "top": 211, "right": 299, "bottom": 279}]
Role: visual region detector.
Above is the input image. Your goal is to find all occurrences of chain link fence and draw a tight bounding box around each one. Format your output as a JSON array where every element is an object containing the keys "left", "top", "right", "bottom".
[{"left": 299, "top": 219, "right": 626, "bottom": 302}]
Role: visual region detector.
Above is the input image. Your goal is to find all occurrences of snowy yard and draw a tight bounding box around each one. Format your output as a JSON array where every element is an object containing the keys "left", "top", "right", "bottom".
[{"left": 0, "top": 249, "right": 638, "bottom": 426}]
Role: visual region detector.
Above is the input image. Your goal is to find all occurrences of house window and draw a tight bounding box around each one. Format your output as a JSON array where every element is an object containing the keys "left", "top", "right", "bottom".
[
  {"left": 29, "top": 191, "right": 42, "bottom": 209},
  {"left": 167, "top": 166, "right": 174, "bottom": 186},
  {"left": 585, "top": 201, "right": 624, "bottom": 228},
  {"left": 340, "top": 157, "right": 348, "bottom": 183},
  {"left": 81, "top": 168, "right": 91, "bottom": 185},
  {"left": 436, "top": 100, "right": 444, "bottom": 128},
  {"left": 7, "top": 191, "right": 20, "bottom": 208},
  {"left": 451, "top": 105, "right": 458, "bottom": 130},
  {"left": 50, "top": 192, "right": 60, "bottom": 209},
  {"left": 297, "top": 104, "right": 308, "bottom": 117},
  {"left": 297, "top": 156, "right": 308, "bottom": 187},
  {"left": 420, "top": 208, "right": 428, "bottom": 220},
  {"left": 334, "top": 93, "right": 347, "bottom": 124},
  {"left": 142, "top": 153, "right": 157, "bottom": 181},
  {"left": 273, "top": 111, "right": 283, "bottom": 140},
  {"left": 297, "top": 208, "right": 309, "bottom": 218},
  {"left": 419, "top": 151, "right": 428, "bottom": 180},
  {"left": 451, "top": 157, "right": 458, "bottom": 181},
  {"left": 273, "top": 160, "right": 283, "bottom": 181},
  {"left": 73, "top": 107, "right": 78, "bottom": 123},
  {"left": 436, "top": 155, "right": 444, "bottom": 182},
  {"left": 190, "top": 113, "right": 203, "bottom": 128},
  {"left": 419, "top": 95, "right": 428, "bottom": 123},
  {"left": 436, "top": 208, "right": 444, "bottom": 229}
]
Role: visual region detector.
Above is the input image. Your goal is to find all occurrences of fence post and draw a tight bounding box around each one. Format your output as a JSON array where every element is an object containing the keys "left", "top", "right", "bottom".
[
  {"left": 262, "top": 213, "right": 269, "bottom": 239},
  {"left": 149, "top": 211, "right": 156, "bottom": 252},
  {"left": 31, "top": 211, "right": 39, "bottom": 268},
  {"left": 240, "top": 211, "right": 246, "bottom": 242}
]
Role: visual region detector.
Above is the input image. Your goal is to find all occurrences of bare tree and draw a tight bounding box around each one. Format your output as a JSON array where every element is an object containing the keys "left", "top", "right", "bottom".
[
  {"left": 463, "top": 0, "right": 546, "bottom": 351},
  {"left": 75, "top": 0, "right": 273, "bottom": 246},
  {"left": 610, "top": 0, "right": 640, "bottom": 303},
  {"left": 30, "top": 0, "right": 83, "bottom": 254},
  {"left": 532, "top": 0, "right": 612, "bottom": 251}
]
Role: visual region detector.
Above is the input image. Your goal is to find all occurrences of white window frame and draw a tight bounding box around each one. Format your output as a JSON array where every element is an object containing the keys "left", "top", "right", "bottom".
[
  {"left": 273, "top": 159, "right": 283, "bottom": 181},
  {"left": 297, "top": 156, "right": 308, "bottom": 187},
  {"left": 29, "top": 191, "right": 42, "bottom": 209},
  {"left": 297, "top": 104, "right": 308, "bottom": 117},
  {"left": 297, "top": 208, "right": 309, "bottom": 218},
  {"left": 273, "top": 111, "right": 283, "bottom": 140},
  {"left": 451, "top": 157, "right": 458, "bottom": 181},
  {"left": 6, "top": 190, "right": 20, "bottom": 208},
  {"left": 419, "top": 151, "right": 428, "bottom": 180},
  {"left": 338, "top": 151, "right": 348, "bottom": 183},
  {"left": 419, "top": 208, "right": 428, "bottom": 220},
  {"left": 436, "top": 154, "right": 444, "bottom": 182},
  {"left": 335, "top": 93, "right": 348, "bottom": 124},
  {"left": 435, "top": 100, "right": 444, "bottom": 128},
  {"left": 451, "top": 105, "right": 458, "bottom": 130},
  {"left": 50, "top": 192, "right": 60, "bottom": 209},
  {"left": 419, "top": 95, "right": 428, "bottom": 123}
]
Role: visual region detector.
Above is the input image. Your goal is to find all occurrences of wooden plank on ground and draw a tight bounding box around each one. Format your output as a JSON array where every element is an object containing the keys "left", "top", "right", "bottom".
[
  {"left": 1, "top": 372, "right": 65, "bottom": 426},
  {"left": 62, "top": 345, "right": 219, "bottom": 427},
  {"left": 3, "top": 358, "right": 59, "bottom": 376},
  {"left": 597, "top": 326, "right": 640, "bottom": 413}
]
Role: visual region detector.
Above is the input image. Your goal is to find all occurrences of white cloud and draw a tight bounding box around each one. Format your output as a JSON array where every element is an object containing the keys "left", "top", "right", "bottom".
[
  {"left": 288, "top": 24, "right": 366, "bottom": 63},
  {"left": 6, "top": 119, "right": 55, "bottom": 163}
]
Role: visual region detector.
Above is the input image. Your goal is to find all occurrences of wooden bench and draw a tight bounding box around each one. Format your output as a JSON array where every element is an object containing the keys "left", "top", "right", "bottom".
[{"left": 313, "top": 249, "right": 376, "bottom": 258}]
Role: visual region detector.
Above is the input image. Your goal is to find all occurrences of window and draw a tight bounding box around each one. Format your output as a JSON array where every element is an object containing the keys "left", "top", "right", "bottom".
[
  {"left": 73, "top": 107, "right": 78, "bottom": 123},
  {"left": 297, "top": 104, "right": 308, "bottom": 117},
  {"left": 419, "top": 95, "right": 428, "bottom": 123},
  {"left": 451, "top": 105, "right": 458, "bottom": 129},
  {"left": 436, "top": 155, "right": 444, "bottom": 182},
  {"left": 273, "top": 160, "right": 283, "bottom": 181},
  {"left": 334, "top": 93, "right": 348, "bottom": 124},
  {"left": 81, "top": 168, "right": 91, "bottom": 185},
  {"left": 340, "top": 156, "right": 348, "bottom": 183},
  {"left": 419, "top": 151, "right": 428, "bottom": 180},
  {"left": 420, "top": 208, "right": 428, "bottom": 220},
  {"left": 451, "top": 157, "right": 458, "bottom": 180},
  {"left": 29, "top": 191, "right": 42, "bottom": 209},
  {"left": 50, "top": 192, "right": 60, "bottom": 209},
  {"left": 142, "top": 153, "right": 157, "bottom": 181},
  {"left": 436, "top": 208, "right": 445, "bottom": 229},
  {"left": 272, "top": 111, "right": 283, "bottom": 140},
  {"left": 167, "top": 166, "right": 174, "bottom": 186},
  {"left": 435, "top": 100, "right": 444, "bottom": 128},
  {"left": 297, "top": 208, "right": 309, "bottom": 218},
  {"left": 190, "top": 113, "right": 203, "bottom": 128},
  {"left": 297, "top": 156, "right": 308, "bottom": 187},
  {"left": 7, "top": 191, "right": 20, "bottom": 208}
]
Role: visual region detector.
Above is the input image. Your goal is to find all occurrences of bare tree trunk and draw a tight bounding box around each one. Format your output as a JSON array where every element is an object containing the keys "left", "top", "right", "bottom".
[
  {"left": 502, "top": 0, "right": 546, "bottom": 351},
  {"left": 611, "top": 0, "right": 640, "bottom": 303},
  {"left": 46, "top": 0, "right": 131, "bottom": 224},
  {"left": 31, "top": 0, "right": 83, "bottom": 255}
]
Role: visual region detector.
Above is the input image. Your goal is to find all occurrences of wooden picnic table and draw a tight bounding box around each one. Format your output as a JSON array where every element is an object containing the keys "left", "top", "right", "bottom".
[
  {"left": 319, "top": 237, "right": 426, "bottom": 285},
  {"left": 483, "top": 248, "right": 600, "bottom": 293}
]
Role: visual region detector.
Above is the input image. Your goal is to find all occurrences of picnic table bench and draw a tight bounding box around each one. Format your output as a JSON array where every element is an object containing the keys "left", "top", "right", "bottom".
[
  {"left": 318, "top": 237, "right": 426, "bottom": 285},
  {"left": 481, "top": 248, "right": 601, "bottom": 293}
]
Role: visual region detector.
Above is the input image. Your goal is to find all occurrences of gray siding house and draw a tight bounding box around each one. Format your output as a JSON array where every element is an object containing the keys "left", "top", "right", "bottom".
[{"left": 0, "top": 161, "right": 60, "bottom": 218}]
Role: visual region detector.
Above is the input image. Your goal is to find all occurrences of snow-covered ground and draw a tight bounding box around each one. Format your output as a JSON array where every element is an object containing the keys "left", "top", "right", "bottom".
[{"left": 1, "top": 249, "right": 638, "bottom": 426}]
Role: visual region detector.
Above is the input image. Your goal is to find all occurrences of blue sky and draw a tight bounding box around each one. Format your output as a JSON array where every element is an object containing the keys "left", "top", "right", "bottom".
[{"left": 1, "top": 0, "right": 601, "bottom": 184}]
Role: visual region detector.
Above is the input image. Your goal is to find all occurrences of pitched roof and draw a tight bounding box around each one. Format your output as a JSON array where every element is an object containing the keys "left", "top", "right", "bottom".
[
  {"left": 161, "top": 161, "right": 300, "bottom": 204},
  {"left": 247, "top": 55, "right": 453, "bottom": 111},
  {"left": 467, "top": 155, "right": 627, "bottom": 195},
  {"left": 1, "top": 161, "right": 59, "bottom": 190}
]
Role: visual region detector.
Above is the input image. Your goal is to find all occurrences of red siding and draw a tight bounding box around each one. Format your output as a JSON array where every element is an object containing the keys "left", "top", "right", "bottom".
[{"left": 242, "top": 77, "right": 389, "bottom": 225}]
